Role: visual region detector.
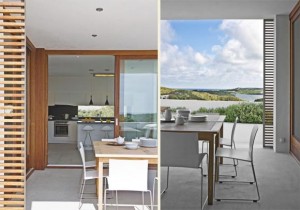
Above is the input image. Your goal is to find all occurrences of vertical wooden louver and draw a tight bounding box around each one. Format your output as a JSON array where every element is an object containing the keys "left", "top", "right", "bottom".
[
  {"left": 0, "top": 1, "right": 25, "bottom": 209},
  {"left": 263, "top": 19, "right": 274, "bottom": 148}
]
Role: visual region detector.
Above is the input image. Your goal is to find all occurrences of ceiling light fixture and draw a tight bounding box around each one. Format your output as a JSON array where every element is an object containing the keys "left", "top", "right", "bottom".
[
  {"left": 91, "top": 34, "right": 98, "bottom": 37},
  {"left": 88, "top": 70, "right": 94, "bottom": 105},
  {"left": 93, "top": 73, "right": 114, "bottom": 77},
  {"left": 96, "top": 8, "right": 103, "bottom": 12}
]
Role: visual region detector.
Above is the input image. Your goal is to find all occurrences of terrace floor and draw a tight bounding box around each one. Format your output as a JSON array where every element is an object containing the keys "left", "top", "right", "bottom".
[
  {"left": 27, "top": 123, "right": 298, "bottom": 210},
  {"left": 161, "top": 148, "right": 300, "bottom": 210}
]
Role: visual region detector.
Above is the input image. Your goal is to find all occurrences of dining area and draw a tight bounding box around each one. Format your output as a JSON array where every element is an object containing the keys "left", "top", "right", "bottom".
[{"left": 160, "top": 108, "right": 260, "bottom": 210}]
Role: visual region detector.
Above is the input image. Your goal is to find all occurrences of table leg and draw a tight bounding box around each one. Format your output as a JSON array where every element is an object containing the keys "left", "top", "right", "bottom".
[
  {"left": 219, "top": 124, "right": 224, "bottom": 164},
  {"left": 98, "top": 160, "right": 103, "bottom": 210},
  {"left": 208, "top": 133, "right": 214, "bottom": 205},
  {"left": 215, "top": 133, "right": 220, "bottom": 182}
]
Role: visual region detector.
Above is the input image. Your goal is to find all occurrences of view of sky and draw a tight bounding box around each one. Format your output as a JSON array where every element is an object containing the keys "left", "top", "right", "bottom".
[{"left": 161, "top": 20, "right": 263, "bottom": 89}]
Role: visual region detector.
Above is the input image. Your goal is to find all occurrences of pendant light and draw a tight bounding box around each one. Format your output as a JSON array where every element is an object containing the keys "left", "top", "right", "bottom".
[
  {"left": 104, "top": 70, "right": 110, "bottom": 105},
  {"left": 105, "top": 95, "right": 109, "bottom": 105},
  {"left": 89, "top": 95, "right": 94, "bottom": 105},
  {"left": 88, "top": 69, "right": 94, "bottom": 105}
]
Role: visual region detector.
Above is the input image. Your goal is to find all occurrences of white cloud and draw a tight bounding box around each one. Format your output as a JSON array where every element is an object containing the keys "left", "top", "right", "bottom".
[
  {"left": 160, "top": 20, "right": 176, "bottom": 43},
  {"left": 160, "top": 20, "right": 263, "bottom": 89}
]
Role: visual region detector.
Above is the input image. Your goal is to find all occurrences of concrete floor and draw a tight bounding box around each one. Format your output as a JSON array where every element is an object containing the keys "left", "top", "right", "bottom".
[
  {"left": 48, "top": 143, "right": 94, "bottom": 165},
  {"left": 161, "top": 148, "right": 300, "bottom": 210},
  {"left": 26, "top": 168, "right": 158, "bottom": 210}
]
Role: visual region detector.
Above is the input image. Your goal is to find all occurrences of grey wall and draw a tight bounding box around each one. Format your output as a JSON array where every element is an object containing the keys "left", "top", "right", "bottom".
[{"left": 274, "top": 15, "right": 290, "bottom": 153}]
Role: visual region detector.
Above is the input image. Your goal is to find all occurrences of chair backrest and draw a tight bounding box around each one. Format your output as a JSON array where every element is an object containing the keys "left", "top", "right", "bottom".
[
  {"left": 230, "top": 117, "right": 238, "bottom": 147},
  {"left": 248, "top": 125, "right": 259, "bottom": 161},
  {"left": 161, "top": 132, "right": 202, "bottom": 168},
  {"left": 79, "top": 142, "right": 87, "bottom": 177},
  {"left": 108, "top": 159, "right": 148, "bottom": 191}
]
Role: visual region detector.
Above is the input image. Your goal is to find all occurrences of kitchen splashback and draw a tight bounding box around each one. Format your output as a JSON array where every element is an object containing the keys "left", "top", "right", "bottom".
[{"left": 48, "top": 105, "right": 78, "bottom": 120}]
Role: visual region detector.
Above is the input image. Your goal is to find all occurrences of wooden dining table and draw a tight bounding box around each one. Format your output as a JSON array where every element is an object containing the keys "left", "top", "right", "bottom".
[
  {"left": 93, "top": 141, "right": 158, "bottom": 210},
  {"left": 160, "top": 115, "right": 226, "bottom": 205}
]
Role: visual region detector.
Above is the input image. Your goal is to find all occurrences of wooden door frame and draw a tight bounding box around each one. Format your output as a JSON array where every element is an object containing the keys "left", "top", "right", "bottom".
[
  {"left": 26, "top": 38, "right": 36, "bottom": 172},
  {"left": 28, "top": 49, "right": 157, "bottom": 170},
  {"left": 290, "top": 1, "right": 300, "bottom": 162}
]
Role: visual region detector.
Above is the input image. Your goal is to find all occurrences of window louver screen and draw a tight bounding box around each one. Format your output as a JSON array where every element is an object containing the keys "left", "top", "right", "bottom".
[
  {"left": 263, "top": 19, "right": 274, "bottom": 148},
  {"left": 0, "top": 1, "right": 25, "bottom": 209}
]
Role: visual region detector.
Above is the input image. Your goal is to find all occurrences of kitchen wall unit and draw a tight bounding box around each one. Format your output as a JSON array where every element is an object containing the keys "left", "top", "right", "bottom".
[{"left": 48, "top": 76, "right": 114, "bottom": 105}]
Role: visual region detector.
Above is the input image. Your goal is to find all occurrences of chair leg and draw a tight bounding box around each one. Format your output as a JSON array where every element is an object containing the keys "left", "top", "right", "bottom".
[
  {"left": 149, "top": 191, "right": 153, "bottom": 210},
  {"left": 215, "top": 161, "right": 260, "bottom": 202},
  {"left": 251, "top": 162, "right": 261, "bottom": 202},
  {"left": 200, "top": 167, "right": 203, "bottom": 210},
  {"left": 142, "top": 191, "right": 145, "bottom": 210},
  {"left": 104, "top": 189, "right": 107, "bottom": 210},
  {"left": 79, "top": 175, "right": 84, "bottom": 196},
  {"left": 161, "top": 166, "right": 169, "bottom": 195},
  {"left": 233, "top": 159, "right": 238, "bottom": 177},
  {"left": 116, "top": 190, "right": 118, "bottom": 210},
  {"left": 152, "top": 177, "right": 158, "bottom": 205},
  {"left": 79, "top": 179, "right": 86, "bottom": 209}
]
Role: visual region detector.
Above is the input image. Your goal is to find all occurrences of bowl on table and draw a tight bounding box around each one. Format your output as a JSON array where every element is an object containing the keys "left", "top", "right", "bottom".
[{"left": 124, "top": 142, "right": 139, "bottom": 150}]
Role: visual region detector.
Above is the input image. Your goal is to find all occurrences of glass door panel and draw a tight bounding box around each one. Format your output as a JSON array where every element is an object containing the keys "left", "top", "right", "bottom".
[
  {"left": 119, "top": 59, "right": 157, "bottom": 141},
  {"left": 293, "top": 17, "right": 300, "bottom": 141}
]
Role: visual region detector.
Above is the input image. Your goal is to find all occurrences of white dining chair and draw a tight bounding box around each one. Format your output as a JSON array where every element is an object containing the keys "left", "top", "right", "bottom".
[
  {"left": 202, "top": 116, "right": 239, "bottom": 177},
  {"left": 161, "top": 132, "right": 207, "bottom": 210},
  {"left": 215, "top": 125, "right": 260, "bottom": 202},
  {"left": 103, "top": 159, "right": 153, "bottom": 210},
  {"left": 78, "top": 142, "right": 98, "bottom": 209}
]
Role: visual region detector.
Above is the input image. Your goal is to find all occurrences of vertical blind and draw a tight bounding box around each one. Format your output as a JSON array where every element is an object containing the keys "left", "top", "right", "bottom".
[
  {"left": 0, "top": 1, "right": 25, "bottom": 209},
  {"left": 263, "top": 19, "right": 274, "bottom": 148}
]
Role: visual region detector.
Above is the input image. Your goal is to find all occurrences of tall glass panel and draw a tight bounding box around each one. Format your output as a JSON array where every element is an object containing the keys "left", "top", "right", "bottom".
[
  {"left": 119, "top": 59, "right": 157, "bottom": 141},
  {"left": 293, "top": 17, "right": 300, "bottom": 141}
]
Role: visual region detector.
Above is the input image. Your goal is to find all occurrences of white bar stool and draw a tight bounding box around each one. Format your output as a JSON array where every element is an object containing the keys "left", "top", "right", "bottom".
[
  {"left": 101, "top": 125, "right": 113, "bottom": 138},
  {"left": 83, "top": 125, "right": 94, "bottom": 147}
]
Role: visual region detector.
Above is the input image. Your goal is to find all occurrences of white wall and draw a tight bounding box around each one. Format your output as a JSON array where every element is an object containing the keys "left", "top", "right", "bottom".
[
  {"left": 48, "top": 76, "right": 114, "bottom": 106},
  {"left": 274, "top": 15, "right": 290, "bottom": 153}
]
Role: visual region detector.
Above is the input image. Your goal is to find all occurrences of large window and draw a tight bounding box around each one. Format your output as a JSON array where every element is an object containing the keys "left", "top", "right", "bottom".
[{"left": 119, "top": 59, "right": 158, "bottom": 140}]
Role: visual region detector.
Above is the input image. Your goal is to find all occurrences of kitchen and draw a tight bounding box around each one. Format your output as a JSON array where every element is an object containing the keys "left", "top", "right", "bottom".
[{"left": 47, "top": 55, "right": 115, "bottom": 166}]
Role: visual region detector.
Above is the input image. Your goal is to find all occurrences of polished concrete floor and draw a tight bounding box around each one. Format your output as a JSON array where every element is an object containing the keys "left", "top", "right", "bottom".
[
  {"left": 26, "top": 168, "right": 158, "bottom": 210},
  {"left": 48, "top": 143, "right": 94, "bottom": 166},
  {"left": 161, "top": 148, "right": 300, "bottom": 210}
]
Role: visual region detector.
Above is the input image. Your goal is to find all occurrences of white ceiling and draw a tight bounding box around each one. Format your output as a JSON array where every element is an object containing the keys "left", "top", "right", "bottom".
[
  {"left": 162, "top": 0, "right": 298, "bottom": 19},
  {"left": 48, "top": 55, "right": 115, "bottom": 76},
  {"left": 26, "top": 0, "right": 157, "bottom": 50}
]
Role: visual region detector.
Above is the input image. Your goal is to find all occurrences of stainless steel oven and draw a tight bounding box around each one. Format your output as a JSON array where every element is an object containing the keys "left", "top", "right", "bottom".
[{"left": 54, "top": 120, "right": 69, "bottom": 137}]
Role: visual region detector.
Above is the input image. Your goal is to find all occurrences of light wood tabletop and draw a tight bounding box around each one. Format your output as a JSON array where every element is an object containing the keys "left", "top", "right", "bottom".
[
  {"left": 160, "top": 115, "right": 225, "bottom": 205},
  {"left": 93, "top": 141, "right": 158, "bottom": 210}
]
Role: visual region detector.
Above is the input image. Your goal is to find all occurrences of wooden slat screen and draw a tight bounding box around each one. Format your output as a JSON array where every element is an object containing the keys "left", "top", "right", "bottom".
[
  {"left": 263, "top": 19, "right": 274, "bottom": 148},
  {"left": 0, "top": 1, "right": 25, "bottom": 209}
]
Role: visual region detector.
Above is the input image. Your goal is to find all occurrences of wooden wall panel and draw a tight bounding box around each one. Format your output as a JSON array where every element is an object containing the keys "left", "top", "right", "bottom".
[
  {"left": 0, "top": 1, "right": 25, "bottom": 209},
  {"left": 31, "top": 49, "right": 48, "bottom": 170}
]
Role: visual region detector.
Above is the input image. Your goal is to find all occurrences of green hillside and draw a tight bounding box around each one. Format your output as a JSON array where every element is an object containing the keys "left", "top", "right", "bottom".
[{"left": 160, "top": 87, "right": 242, "bottom": 101}]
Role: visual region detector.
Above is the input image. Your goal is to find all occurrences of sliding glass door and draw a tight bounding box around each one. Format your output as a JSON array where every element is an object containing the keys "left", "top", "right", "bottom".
[
  {"left": 291, "top": 2, "right": 300, "bottom": 162},
  {"left": 115, "top": 56, "right": 157, "bottom": 141}
]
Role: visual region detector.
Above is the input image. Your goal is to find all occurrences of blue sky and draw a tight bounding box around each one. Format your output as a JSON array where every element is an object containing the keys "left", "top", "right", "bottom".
[
  {"left": 169, "top": 20, "right": 224, "bottom": 53},
  {"left": 161, "top": 20, "right": 263, "bottom": 89}
]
